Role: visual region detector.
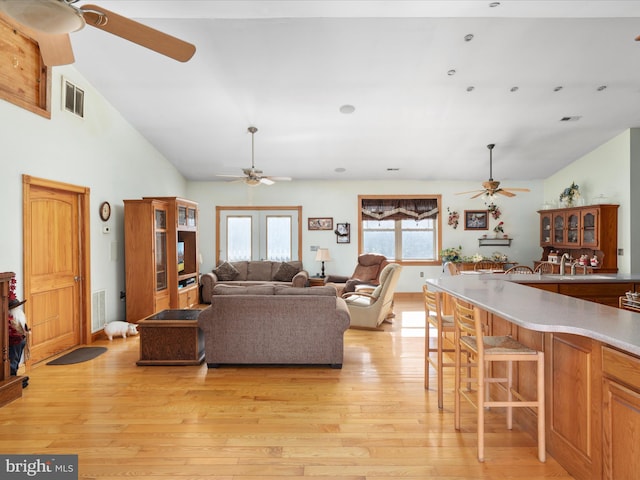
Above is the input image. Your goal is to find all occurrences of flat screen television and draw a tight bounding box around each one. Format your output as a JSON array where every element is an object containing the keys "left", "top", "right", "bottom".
[{"left": 177, "top": 241, "right": 185, "bottom": 273}]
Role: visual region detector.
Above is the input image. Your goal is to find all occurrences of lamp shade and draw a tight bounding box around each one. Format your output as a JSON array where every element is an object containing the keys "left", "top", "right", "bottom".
[{"left": 315, "top": 248, "right": 331, "bottom": 262}]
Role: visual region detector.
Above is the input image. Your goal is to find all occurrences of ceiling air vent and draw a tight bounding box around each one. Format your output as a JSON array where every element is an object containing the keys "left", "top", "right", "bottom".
[
  {"left": 63, "top": 77, "right": 84, "bottom": 118},
  {"left": 560, "top": 116, "right": 581, "bottom": 122}
]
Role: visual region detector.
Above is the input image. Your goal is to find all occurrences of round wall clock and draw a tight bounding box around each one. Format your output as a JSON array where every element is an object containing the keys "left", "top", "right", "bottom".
[{"left": 99, "top": 201, "right": 111, "bottom": 221}]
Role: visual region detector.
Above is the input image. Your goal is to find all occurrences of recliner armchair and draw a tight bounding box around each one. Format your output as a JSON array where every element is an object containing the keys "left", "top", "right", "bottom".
[
  {"left": 342, "top": 263, "right": 402, "bottom": 329},
  {"left": 324, "top": 253, "right": 389, "bottom": 296}
]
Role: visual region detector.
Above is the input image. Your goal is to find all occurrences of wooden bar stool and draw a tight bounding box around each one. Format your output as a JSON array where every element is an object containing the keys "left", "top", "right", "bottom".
[
  {"left": 423, "top": 285, "right": 456, "bottom": 409},
  {"left": 453, "top": 298, "right": 546, "bottom": 462}
]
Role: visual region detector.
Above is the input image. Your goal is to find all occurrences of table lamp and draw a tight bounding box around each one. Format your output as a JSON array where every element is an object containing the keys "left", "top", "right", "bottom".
[{"left": 315, "top": 248, "right": 332, "bottom": 278}]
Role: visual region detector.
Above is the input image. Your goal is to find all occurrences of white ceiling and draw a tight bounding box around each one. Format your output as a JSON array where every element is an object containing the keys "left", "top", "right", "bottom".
[{"left": 68, "top": 1, "right": 640, "bottom": 183}]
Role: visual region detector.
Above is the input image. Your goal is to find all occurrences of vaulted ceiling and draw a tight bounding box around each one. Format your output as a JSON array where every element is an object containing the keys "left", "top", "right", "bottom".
[{"left": 65, "top": 1, "right": 640, "bottom": 183}]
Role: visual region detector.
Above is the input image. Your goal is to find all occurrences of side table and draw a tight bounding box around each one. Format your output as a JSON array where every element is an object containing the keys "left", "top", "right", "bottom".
[
  {"left": 308, "top": 276, "right": 326, "bottom": 287},
  {"left": 137, "top": 309, "right": 205, "bottom": 366}
]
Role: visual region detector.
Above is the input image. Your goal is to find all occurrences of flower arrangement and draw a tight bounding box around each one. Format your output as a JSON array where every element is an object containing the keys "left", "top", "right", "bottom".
[
  {"left": 493, "top": 221, "right": 504, "bottom": 234},
  {"left": 447, "top": 207, "right": 459, "bottom": 229},
  {"left": 440, "top": 245, "right": 462, "bottom": 262},
  {"left": 487, "top": 203, "right": 501, "bottom": 220},
  {"left": 559, "top": 182, "right": 580, "bottom": 207},
  {"left": 471, "top": 253, "right": 483, "bottom": 263}
]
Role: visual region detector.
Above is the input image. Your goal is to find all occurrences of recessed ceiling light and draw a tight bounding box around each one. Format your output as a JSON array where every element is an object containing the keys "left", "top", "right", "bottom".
[
  {"left": 387, "top": 168, "right": 400, "bottom": 171},
  {"left": 510, "top": 86, "right": 519, "bottom": 92},
  {"left": 464, "top": 34, "right": 474, "bottom": 42},
  {"left": 467, "top": 86, "right": 475, "bottom": 92},
  {"left": 339, "top": 104, "right": 355, "bottom": 114},
  {"left": 560, "top": 116, "right": 582, "bottom": 122},
  {"left": 447, "top": 69, "right": 456, "bottom": 76},
  {"left": 554, "top": 86, "right": 564, "bottom": 92},
  {"left": 335, "top": 167, "right": 346, "bottom": 173},
  {"left": 489, "top": 2, "right": 501, "bottom": 7},
  {"left": 597, "top": 85, "right": 607, "bottom": 91}
]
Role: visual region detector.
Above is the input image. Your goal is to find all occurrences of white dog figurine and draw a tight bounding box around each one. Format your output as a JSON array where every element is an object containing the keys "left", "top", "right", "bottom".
[{"left": 104, "top": 321, "right": 138, "bottom": 341}]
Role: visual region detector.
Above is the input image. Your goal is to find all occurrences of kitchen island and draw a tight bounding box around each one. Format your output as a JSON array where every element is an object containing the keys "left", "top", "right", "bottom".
[{"left": 426, "top": 273, "right": 640, "bottom": 480}]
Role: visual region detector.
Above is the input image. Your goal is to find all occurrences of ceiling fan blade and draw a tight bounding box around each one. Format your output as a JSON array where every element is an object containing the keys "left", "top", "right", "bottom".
[
  {"left": 501, "top": 187, "right": 530, "bottom": 192},
  {"left": 267, "top": 176, "right": 292, "bottom": 182},
  {"left": 259, "top": 178, "right": 275, "bottom": 186},
  {"left": 455, "top": 189, "right": 484, "bottom": 195},
  {"left": 470, "top": 191, "right": 487, "bottom": 199},
  {"left": 32, "top": 31, "right": 74, "bottom": 66},
  {"left": 496, "top": 190, "right": 516, "bottom": 197},
  {"left": 80, "top": 4, "right": 196, "bottom": 62},
  {"left": 216, "top": 174, "right": 245, "bottom": 179}
]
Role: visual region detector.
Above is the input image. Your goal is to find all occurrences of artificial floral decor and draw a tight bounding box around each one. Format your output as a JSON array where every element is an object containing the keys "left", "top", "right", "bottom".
[
  {"left": 471, "top": 253, "right": 483, "bottom": 263},
  {"left": 440, "top": 245, "right": 462, "bottom": 262},
  {"left": 559, "top": 182, "right": 580, "bottom": 207},
  {"left": 487, "top": 203, "right": 501, "bottom": 220},
  {"left": 447, "top": 207, "right": 459, "bottom": 229},
  {"left": 493, "top": 221, "right": 504, "bottom": 235}
]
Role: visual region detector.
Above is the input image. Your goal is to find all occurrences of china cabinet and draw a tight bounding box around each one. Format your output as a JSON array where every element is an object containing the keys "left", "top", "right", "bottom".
[{"left": 538, "top": 204, "right": 618, "bottom": 273}]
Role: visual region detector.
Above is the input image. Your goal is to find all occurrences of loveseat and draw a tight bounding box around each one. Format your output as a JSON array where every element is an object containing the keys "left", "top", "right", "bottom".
[
  {"left": 198, "top": 284, "right": 350, "bottom": 368},
  {"left": 200, "top": 260, "right": 309, "bottom": 303}
]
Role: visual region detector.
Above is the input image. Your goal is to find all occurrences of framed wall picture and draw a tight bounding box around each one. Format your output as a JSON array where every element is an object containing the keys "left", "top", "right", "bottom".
[
  {"left": 308, "top": 217, "right": 333, "bottom": 230},
  {"left": 335, "top": 223, "right": 350, "bottom": 243},
  {"left": 464, "top": 210, "right": 488, "bottom": 230}
]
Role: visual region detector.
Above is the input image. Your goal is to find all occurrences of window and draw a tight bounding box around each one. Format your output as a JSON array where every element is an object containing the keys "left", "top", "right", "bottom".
[
  {"left": 217, "top": 206, "right": 302, "bottom": 263},
  {"left": 359, "top": 195, "right": 441, "bottom": 264}
]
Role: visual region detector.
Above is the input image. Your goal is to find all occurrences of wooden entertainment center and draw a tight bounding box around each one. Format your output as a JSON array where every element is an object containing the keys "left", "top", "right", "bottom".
[{"left": 124, "top": 197, "right": 199, "bottom": 323}]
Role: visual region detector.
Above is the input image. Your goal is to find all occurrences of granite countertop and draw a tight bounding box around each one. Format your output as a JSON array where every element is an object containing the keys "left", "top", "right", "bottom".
[{"left": 426, "top": 274, "right": 640, "bottom": 356}]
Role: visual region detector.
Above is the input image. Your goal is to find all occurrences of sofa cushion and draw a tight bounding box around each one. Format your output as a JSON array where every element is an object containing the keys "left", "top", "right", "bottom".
[
  {"left": 247, "top": 261, "right": 273, "bottom": 281},
  {"left": 273, "top": 262, "right": 300, "bottom": 282},
  {"left": 231, "top": 261, "right": 249, "bottom": 280},
  {"left": 275, "top": 285, "right": 337, "bottom": 296},
  {"left": 213, "top": 284, "right": 275, "bottom": 295},
  {"left": 214, "top": 261, "right": 240, "bottom": 281}
]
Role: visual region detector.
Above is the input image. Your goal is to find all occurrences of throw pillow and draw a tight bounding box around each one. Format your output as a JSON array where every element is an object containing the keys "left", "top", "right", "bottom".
[
  {"left": 214, "top": 261, "right": 239, "bottom": 281},
  {"left": 273, "top": 262, "right": 300, "bottom": 282}
]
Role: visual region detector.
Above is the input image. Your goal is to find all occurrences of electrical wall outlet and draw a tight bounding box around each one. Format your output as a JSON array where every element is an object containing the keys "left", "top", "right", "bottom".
[
  {"left": 419, "top": 271, "right": 424, "bottom": 278},
  {"left": 618, "top": 248, "right": 624, "bottom": 255},
  {"left": 310, "top": 245, "right": 319, "bottom": 251}
]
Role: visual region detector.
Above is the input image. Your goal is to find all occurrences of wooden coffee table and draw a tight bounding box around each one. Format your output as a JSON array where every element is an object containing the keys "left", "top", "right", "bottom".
[{"left": 136, "top": 309, "right": 205, "bottom": 366}]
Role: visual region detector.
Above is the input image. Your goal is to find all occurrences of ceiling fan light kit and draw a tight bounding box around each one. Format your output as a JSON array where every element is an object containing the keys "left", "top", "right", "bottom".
[{"left": 0, "top": 0, "right": 85, "bottom": 34}]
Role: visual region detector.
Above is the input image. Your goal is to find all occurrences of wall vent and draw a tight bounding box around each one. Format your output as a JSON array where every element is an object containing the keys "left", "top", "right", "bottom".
[
  {"left": 92, "top": 290, "right": 106, "bottom": 329},
  {"left": 63, "top": 77, "right": 84, "bottom": 118}
]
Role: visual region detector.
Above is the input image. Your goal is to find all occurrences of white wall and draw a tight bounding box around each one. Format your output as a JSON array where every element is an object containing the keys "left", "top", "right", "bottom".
[
  {"left": 0, "top": 66, "right": 188, "bottom": 330},
  {"left": 543, "top": 129, "right": 632, "bottom": 273},
  {"left": 188, "top": 178, "right": 544, "bottom": 292}
]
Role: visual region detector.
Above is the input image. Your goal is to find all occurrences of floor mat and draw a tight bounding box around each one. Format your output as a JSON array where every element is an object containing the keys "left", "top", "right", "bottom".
[{"left": 46, "top": 347, "right": 108, "bottom": 365}]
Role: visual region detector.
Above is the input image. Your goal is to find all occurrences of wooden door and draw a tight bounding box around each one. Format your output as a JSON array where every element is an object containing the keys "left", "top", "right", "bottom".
[{"left": 23, "top": 176, "right": 91, "bottom": 364}]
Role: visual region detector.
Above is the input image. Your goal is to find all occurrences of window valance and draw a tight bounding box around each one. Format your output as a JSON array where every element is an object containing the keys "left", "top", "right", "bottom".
[{"left": 361, "top": 198, "right": 439, "bottom": 221}]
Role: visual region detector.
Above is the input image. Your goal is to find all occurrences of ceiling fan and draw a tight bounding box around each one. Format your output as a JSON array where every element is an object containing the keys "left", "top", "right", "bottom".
[
  {"left": 216, "top": 127, "right": 293, "bottom": 187},
  {"left": 0, "top": 0, "right": 196, "bottom": 66},
  {"left": 456, "top": 144, "right": 530, "bottom": 199}
]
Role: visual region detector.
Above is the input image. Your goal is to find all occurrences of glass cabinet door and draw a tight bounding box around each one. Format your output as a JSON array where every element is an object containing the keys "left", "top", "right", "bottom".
[
  {"left": 581, "top": 209, "right": 598, "bottom": 247},
  {"left": 553, "top": 213, "right": 565, "bottom": 244},
  {"left": 154, "top": 208, "right": 167, "bottom": 291},
  {"left": 540, "top": 213, "right": 552, "bottom": 245},
  {"left": 566, "top": 212, "right": 580, "bottom": 245}
]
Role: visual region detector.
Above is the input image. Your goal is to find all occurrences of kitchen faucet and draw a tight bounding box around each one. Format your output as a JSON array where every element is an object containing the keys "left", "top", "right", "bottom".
[{"left": 560, "top": 253, "right": 570, "bottom": 275}]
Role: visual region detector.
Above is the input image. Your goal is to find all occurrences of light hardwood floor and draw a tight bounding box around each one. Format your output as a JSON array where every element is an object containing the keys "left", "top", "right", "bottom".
[{"left": 0, "top": 296, "right": 573, "bottom": 479}]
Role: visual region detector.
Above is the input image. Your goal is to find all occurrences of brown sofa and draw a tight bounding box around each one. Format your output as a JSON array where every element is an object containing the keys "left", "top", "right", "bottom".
[
  {"left": 197, "top": 284, "right": 350, "bottom": 368},
  {"left": 200, "top": 260, "right": 309, "bottom": 303}
]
